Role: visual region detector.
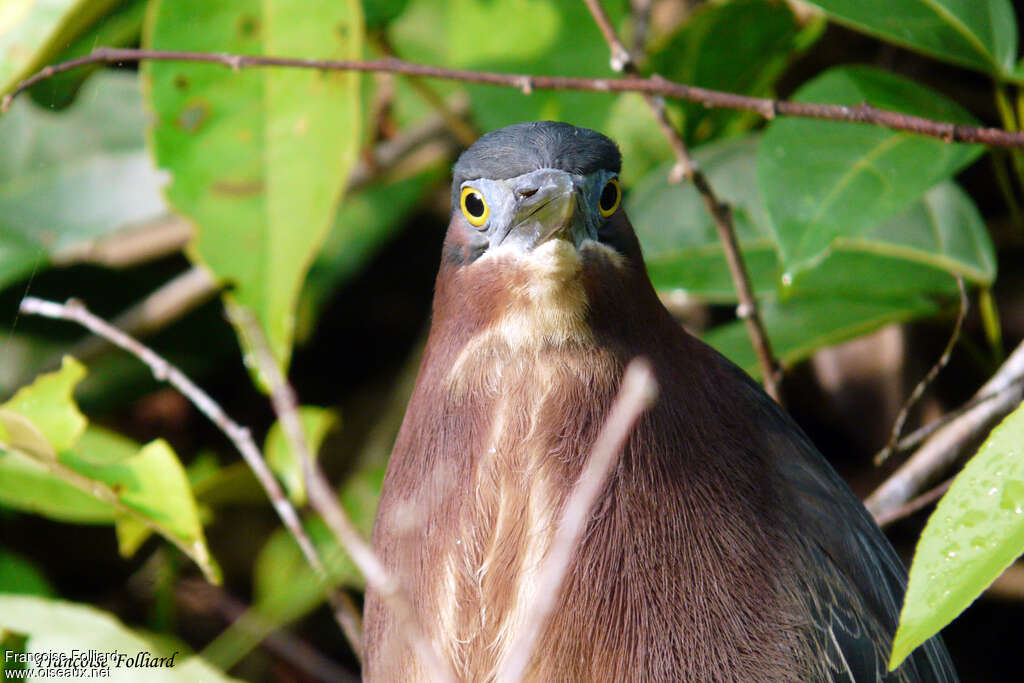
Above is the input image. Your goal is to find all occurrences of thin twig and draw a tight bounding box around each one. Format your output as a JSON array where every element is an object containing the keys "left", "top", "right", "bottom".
[
  {"left": 580, "top": 0, "right": 782, "bottom": 401},
  {"left": 875, "top": 277, "right": 968, "bottom": 465},
  {"left": 583, "top": 0, "right": 634, "bottom": 71},
  {"left": 16, "top": 296, "right": 361, "bottom": 656},
  {"left": 229, "top": 306, "right": 454, "bottom": 683},
  {"left": 875, "top": 477, "right": 953, "bottom": 529},
  {"left": 866, "top": 339, "right": 1024, "bottom": 520},
  {"left": 888, "top": 376, "right": 1024, "bottom": 456},
  {"left": 495, "top": 359, "right": 659, "bottom": 683},
  {"left": 51, "top": 215, "right": 193, "bottom": 268},
  {"left": 3, "top": 47, "right": 1023, "bottom": 148}
]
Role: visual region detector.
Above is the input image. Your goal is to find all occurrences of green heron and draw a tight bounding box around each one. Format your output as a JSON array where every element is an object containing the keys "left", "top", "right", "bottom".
[{"left": 364, "top": 122, "right": 956, "bottom": 681}]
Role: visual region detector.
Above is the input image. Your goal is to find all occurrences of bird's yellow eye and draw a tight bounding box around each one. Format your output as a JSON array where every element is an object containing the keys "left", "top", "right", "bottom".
[
  {"left": 461, "top": 187, "right": 489, "bottom": 227},
  {"left": 598, "top": 178, "right": 621, "bottom": 218}
]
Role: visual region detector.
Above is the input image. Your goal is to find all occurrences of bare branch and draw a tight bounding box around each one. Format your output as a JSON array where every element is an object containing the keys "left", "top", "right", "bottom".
[
  {"left": 887, "top": 376, "right": 1024, "bottom": 457},
  {"left": 866, "top": 339, "right": 1024, "bottom": 520},
  {"left": 875, "top": 477, "right": 953, "bottom": 529},
  {"left": 16, "top": 296, "right": 362, "bottom": 659},
  {"left": 52, "top": 215, "right": 193, "bottom": 268},
  {"left": 876, "top": 277, "right": 968, "bottom": 465},
  {"left": 580, "top": 0, "right": 782, "bottom": 401},
  {"left": 228, "top": 306, "right": 454, "bottom": 683},
  {"left": 495, "top": 359, "right": 659, "bottom": 683},
  {"left": 2, "top": 47, "right": 1023, "bottom": 148}
]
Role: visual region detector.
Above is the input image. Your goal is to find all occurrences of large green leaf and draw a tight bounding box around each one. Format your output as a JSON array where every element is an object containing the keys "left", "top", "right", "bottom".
[
  {"left": 0, "top": 71, "right": 167, "bottom": 290},
  {"left": 0, "top": 596, "right": 238, "bottom": 682},
  {"left": 759, "top": 66, "right": 983, "bottom": 279},
  {"left": 0, "top": 0, "right": 122, "bottom": 95},
  {"left": 890, "top": 400, "right": 1024, "bottom": 670},
  {"left": 144, "top": 0, "right": 364, "bottom": 368},
  {"left": 648, "top": 0, "right": 821, "bottom": 146},
  {"left": 389, "top": 0, "right": 620, "bottom": 132},
  {"left": 805, "top": 0, "right": 1018, "bottom": 78},
  {"left": 703, "top": 296, "right": 942, "bottom": 377},
  {"left": 629, "top": 136, "right": 994, "bottom": 302},
  {"left": 0, "top": 359, "right": 218, "bottom": 582}
]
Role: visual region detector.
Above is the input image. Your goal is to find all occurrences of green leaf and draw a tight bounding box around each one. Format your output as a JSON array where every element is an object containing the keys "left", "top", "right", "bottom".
[
  {"left": 0, "top": 447, "right": 116, "bottom": 523},
  {"left": 805, "top": 0, "right": 1018, "bottom": 78},
  {"left": 0, "top": 0, "right": 122, "bottom": 96},
  {"left": 703, "top": 296, "right": 942, "bottom": 377},
  {"left": 759, "top": 66, "right": 983, "bottom": 279},
  {"left": 64, "top": 436, "right": 220, "bottom": 581},
  {"left": 1, "top": 357, "right": 86, "bottom": 453},
  {"left": 264, "top": 406, "right": 339, "bottom": 506},
  {"left": 144, "top": 0, "right": 364, "bottom": 368},
  {"left": 28, "top": 0, "right": 148, "bottom": 109},
  {"left": 0, "top": 71, "right": 167, "bottom": 290},
  {"left": 0, "top": 549, "right": 54, "bottom": 597},
  {"left": 0, "top": 360, "right": 218, "bottom": 582},
  {"left": 630, "top": 136, "right": 994, "bottom": 302},
  {"left": 0, "top": 595, "right": 239, "bottom": 682},
  {"left": 889, "top": 400, "right": 1024, "bottom": 670},
  {"left": 648, "top": 0, "right": 820, "bottom": 146}
]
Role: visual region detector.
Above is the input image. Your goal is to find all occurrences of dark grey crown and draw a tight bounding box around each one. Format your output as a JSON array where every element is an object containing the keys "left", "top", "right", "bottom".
[{"left": 451, "top": 121, "right": 621, "bottom": 207}]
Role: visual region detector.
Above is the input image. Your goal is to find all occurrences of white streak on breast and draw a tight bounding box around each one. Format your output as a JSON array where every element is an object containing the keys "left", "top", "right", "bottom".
[{"left": 446, "top": 239, "right": 591, "bottom": 395}]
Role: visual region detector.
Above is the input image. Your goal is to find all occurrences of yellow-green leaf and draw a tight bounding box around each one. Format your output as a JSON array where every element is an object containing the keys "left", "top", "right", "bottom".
[
  {"left": 890, "top": 400, "right": 1024, "bottom": 669},
  {"left": 2, "top": 356, "right": 86, "bottom": 452},
  {"left": 143, "top": 0, "right": 364, "bottom": 369}
]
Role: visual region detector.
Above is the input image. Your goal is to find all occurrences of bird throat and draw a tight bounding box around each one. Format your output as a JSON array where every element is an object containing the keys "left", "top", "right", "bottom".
[{"left": 445, "top": 237, "right": 627, "bottom": 395}]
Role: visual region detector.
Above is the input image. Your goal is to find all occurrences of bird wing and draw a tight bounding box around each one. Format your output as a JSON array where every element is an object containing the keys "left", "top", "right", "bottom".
[{"left": 731, "top": 365, "right": 958, "bottom": 682}]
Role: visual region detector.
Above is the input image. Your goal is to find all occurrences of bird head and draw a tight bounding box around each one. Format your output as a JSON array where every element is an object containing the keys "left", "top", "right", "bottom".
[
  {"left": 435, "top": 121, "right": 657, "bottom": 355},
  {"left": 445, "top": 120, "right": 638, "bottom": 263}
]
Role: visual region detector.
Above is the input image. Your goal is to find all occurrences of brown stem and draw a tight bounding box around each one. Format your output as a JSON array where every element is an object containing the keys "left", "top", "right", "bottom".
[
  {"left": 581, "top": 0, "right": 782, "bottom": 401},
  {"left": 3, "top": 47, "right": 1023, "bottom": 148}
]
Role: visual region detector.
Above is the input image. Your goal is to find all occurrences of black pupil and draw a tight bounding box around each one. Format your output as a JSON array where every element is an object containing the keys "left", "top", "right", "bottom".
[
  {"left": 465, "top": 192, "right": 485, "bottom": 217},
  {"left": 599, "top": 181, "right": 618, "bottom": 211}
]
